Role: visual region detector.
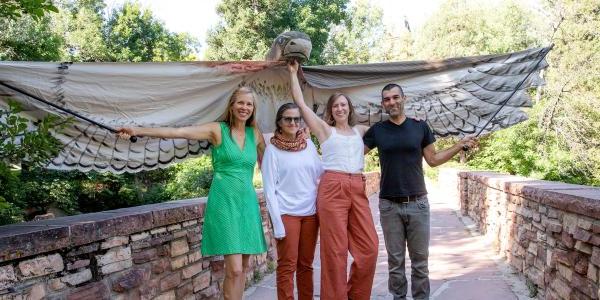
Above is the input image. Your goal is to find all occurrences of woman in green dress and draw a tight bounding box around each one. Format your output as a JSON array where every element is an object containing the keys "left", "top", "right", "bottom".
[{"left": 116, "top": 86, "right": 268, "bottom": 300}]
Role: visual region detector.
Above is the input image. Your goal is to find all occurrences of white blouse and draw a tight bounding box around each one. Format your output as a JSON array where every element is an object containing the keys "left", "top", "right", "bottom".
[
  {"left": 261, "top": 139, "right": 323, "bottom": 238},
  {"left": 321, "top": 127, "right": 364, "bottom": 173}
]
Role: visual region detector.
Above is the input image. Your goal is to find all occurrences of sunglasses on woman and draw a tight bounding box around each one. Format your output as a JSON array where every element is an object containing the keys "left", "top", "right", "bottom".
[{"left": 281, "top": 116, "right": 303, "bottom": 124}]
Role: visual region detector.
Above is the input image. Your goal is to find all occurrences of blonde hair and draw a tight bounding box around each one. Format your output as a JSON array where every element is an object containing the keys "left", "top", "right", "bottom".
[
  {"left": 222, "top": 86, "right": 257, "bottom": 128},
  {"left": 323, "top": 92, "right": 356, "bottom": 126}
]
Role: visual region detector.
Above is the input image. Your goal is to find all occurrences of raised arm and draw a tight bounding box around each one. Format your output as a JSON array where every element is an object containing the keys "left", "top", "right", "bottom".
[
  {"left": 288, "top": 60, "right": 331, "bottom": 143},
  {"left": 116, "top": 122, "right": 221, "bottom": 145}
]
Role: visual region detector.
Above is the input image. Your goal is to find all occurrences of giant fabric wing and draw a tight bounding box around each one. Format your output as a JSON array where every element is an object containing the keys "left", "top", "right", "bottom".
[
  {"left": 301, "top": 46, "right": 550, "bottom": 137},
  {"left": 0, "top": 46, "right": 550, "bottom": 173}
]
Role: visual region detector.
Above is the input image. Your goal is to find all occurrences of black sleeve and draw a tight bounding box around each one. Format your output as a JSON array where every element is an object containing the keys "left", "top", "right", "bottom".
[
  {"left": 363, "top": 125, "right": 377, "bottom": 149},
  {"left": 421, "top": 122, "right": 436, "bottom": 148}
]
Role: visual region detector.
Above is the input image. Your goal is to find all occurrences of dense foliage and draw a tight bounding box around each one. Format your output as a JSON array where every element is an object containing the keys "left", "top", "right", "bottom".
[
  {"left": 204, "top": 0, "right": 349, "bottom": 65},
  {"left": 416, "top": 0, "right": 600, "bottom": 186},
  {"left": 0, "top": 101, "right": 69, "bottom": 224},
  {"left": 0, "top": 0, "right": 201, "bottom": 224},
  {"left": 0, "top": 0, "right": 58, "bottom": 21}
]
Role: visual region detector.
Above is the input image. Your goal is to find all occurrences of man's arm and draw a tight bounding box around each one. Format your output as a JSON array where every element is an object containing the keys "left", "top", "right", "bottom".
[
  {"left": 363, "top": 125, "right": 377, "bottom": 154},
  {"left": 423, "top": 136, "right": 477, "bottom": 167}
]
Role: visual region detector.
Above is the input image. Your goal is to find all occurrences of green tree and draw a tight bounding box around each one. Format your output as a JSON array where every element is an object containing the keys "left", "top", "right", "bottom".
[
  {"left": 415, "top": 0, "right": 541, "bottom": 59},
  {"left": 205, "top": 0, "right": 349, "bottom": 65},
  {"left": 536, "top": 0, "right": 600, "bottom": 185},
  {"left": 0, "top": 101, "right": 70, "bottom": 224},
  {"left": 105, "top": 1, "right": 198, "bottom": 62},
  {"left": 0, "top": 101, "right": 68, "bottom": 167},
  {"left": 0, "top": 14, "right": 64, "bottom": 61},
  {"left": 417, "top": 0, "right": 600, "bottom": 186},
  {"left": 0, "top": 0, "right": 64, "bottom": 224},
  {"left": 371, "top": 26, "right": 414, "bottom": 63},
  {"left": 0, "top": 164, "right": 24, "bottom": 225},
  {"left": 467, "top": 105, "right": 591, "bottom": 184},
  {"left": 321, "top": 0, "right": 385, "bottom": 64},
  {"left": 54, "top": 0, "right": 109, "bottom": 61},
  {"left": 0, "top": 0, "right": 207, "bottom": 225},
  {"left": 0, "top": 0, "right": 58, "bottom": 21},
  {"left": 19, "top": 168, "right": 81, "bottom": 216},
  {"left": 165, "top": 157, "right": 213, "bottom": 200}
]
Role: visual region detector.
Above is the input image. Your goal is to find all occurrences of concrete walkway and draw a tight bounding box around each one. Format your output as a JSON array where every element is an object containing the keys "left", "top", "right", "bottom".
[{"left": 245, "top": 182, "right": 532, "bottom": 299}]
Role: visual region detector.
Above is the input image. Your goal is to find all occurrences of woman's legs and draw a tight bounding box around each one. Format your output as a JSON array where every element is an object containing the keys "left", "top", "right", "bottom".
[
  {"left": 276, "top": 215, "right": 301, "bottom": 300},
  {"left": 318, "top": 171, "right": 378, "bottom": 299},
  {"left": 223, "top": 254, "right": 250, "bottom": 300},
  {"left": 347, "top": 176, "right": 379, "bottom": 300},
  {"left": 276, "top": 214, "right": 319, "bottom": 300},
  {"left": 296, "top": 215, "right": 318, "bottom": 300},
  {"left": 318, "top": 172, "right": 351, "bottom": 300}
]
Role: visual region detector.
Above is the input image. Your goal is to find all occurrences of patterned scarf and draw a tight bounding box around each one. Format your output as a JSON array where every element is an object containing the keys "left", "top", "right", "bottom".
[{"left": 270, "top": 130, "right": 307, "bottom": 152}]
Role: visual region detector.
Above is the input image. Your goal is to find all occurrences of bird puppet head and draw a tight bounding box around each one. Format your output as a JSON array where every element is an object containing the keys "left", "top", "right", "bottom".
[{"left": 265, "top": 31, "right": 312, "bottom": 63}]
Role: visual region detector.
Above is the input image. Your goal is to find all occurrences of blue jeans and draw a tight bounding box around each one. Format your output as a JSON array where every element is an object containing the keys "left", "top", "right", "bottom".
[{"left": 379, "top": 196, "right": 430, "bottom": 300}]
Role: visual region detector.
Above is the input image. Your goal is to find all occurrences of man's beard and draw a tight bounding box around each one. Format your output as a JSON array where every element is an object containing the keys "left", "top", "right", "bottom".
[{"left": 385, "top": 104, "right": 403, "bottom": 117}]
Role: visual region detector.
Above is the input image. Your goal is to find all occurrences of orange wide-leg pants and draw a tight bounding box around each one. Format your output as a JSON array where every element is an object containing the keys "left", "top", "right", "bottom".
[{"left": 317, "top": 170, "right": 379, "bottom": 300}]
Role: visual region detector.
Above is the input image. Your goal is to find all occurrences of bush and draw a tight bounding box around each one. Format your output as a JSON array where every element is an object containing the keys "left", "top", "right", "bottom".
[
  {"left": 364, "top": 149, "right": 380, "bottom": 172},
  {"left": 0, "top": 163, "right": 24, "bottom": 216},
  {"left": 1, "top": 100, "right": 72, "bottom": 223},
  {"left": 165, "top": 156, "right": 213, "bottom": 199},
  {"left": 142, "top": 184, "right": 170, "bottom": 204},
  {"left": 0, "top": 196, "right": 23, "bottom": 225},
  {"left": 467, "top": 110, "right": 598, "bottom": 186},
  {"left": 77, "top": 171, "right": 140, "bottom": 212},
  {"left": 19, "top": 168, "right": 83, "bottom": 217}
]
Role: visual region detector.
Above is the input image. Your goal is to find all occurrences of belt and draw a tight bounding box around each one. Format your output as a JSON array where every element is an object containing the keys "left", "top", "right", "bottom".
[{"left": 384, "top": 195, "right": 422, "bottom": 203}]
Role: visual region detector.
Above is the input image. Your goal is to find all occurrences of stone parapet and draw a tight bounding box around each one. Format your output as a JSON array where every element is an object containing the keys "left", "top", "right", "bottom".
[
  {"left": 439, "top": 168, "right": 600, "bottom": 300},
  {"left": 0, "top": 172, "right": 380, "bottom": 299}
]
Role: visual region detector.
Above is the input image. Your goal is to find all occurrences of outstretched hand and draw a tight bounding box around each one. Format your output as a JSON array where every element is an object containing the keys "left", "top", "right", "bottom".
[
  {"left": 460, "top": 135, "right": 479, "bottom": 151},
  {"left": 287, "top": 59, "right": 299, "bottom": 74},
  {"left": 116, "top": 127, "right": 135, "bottom": 140}
]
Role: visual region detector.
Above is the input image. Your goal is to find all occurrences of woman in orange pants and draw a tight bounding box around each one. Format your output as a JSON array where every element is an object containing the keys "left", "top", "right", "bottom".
[
  {"left": 288, "top": 61, "right": 379, "bottom": 300},
  {"left": 262, "top": 103, "right": 323, "bottom": 299}
]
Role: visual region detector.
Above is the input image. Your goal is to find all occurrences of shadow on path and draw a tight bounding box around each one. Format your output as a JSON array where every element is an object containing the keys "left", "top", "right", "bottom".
[{"left": 245, "top": 181, "right": 532, "bottom": 299}]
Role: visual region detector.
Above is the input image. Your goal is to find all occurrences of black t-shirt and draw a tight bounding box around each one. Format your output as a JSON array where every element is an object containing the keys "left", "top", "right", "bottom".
[{"left": 363, "top": 119, "right": 436, "bottom": 198}]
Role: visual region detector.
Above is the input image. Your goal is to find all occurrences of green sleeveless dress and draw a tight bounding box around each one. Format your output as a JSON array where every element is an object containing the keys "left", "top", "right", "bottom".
[{"left": 200, "top": 122, "right": 267, "bottom": 256}]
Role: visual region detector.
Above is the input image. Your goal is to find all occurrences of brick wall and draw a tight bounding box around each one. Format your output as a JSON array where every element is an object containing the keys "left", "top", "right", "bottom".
[
  {"left": 0, "top": 172, "right": 380, "bottom": 300},
  {"left": 439, "top": 168, "right": 600, "bottom": 300}
]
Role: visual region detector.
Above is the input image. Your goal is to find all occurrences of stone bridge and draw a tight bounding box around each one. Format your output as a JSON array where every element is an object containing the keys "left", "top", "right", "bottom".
[{"left": 0, "top": 170, "right": 599, "bottom": 300}]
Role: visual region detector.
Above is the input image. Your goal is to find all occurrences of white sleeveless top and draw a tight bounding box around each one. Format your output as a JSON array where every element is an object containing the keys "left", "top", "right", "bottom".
[{"left": 321, "top": 127, "right": 364, "bottom": 173}]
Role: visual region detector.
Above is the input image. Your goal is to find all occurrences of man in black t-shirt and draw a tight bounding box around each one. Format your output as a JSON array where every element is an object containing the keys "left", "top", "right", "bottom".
[{"left": 364, "top": 83, "right": 477, "bottom": 300}]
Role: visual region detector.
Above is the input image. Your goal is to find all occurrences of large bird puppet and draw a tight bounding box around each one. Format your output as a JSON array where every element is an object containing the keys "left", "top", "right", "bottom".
[{"left": 0, "top": 31, "right": 551, "bottom": 173}]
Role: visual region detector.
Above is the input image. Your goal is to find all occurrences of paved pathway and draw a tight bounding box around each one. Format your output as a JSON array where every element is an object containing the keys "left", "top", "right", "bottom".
[{"left": 245, "top": 182, "right": 532, "bottom": 299}]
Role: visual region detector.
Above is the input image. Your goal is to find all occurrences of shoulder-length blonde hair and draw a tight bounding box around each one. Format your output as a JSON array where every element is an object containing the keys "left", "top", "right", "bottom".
[
  {"left": 222, "top": 86, "right": 258, "bottom": 127},
  {"left": 323, "top": 92, "right": 356, "bottom": 126}
]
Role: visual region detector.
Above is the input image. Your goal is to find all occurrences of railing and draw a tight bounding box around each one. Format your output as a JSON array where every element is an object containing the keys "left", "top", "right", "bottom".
[
  {"left": 0, "top": 172, "right": 380, "bottom": 299},
  {"left": 439, "top": 168, "right": 600, "bottom": 300}
]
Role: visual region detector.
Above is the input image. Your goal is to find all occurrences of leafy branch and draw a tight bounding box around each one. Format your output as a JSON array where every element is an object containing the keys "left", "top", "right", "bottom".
[
  {"left": 0, "top": 0, "right": 58, "bottom": 21},
  {"left": 1, "top": 100, "right": 71, "bottom": 167}
]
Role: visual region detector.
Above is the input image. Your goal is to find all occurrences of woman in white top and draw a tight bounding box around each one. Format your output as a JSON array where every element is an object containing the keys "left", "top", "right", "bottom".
[
  {"left": 288, "top": 61, "right": 379, "bottom": 300},
  {"left": 261, "top": 103, "right": 323, "bottom": 300}
]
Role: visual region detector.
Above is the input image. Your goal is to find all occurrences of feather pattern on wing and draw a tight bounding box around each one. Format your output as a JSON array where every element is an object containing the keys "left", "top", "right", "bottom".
[{"left": 0, "top": 46, "right": 550, "bottom": 173}]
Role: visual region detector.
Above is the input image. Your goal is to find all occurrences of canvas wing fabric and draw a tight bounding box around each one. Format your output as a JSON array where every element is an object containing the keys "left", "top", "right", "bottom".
[
  {"left": 0, "top": 61, "right": 280, "bottom": 173},
  {"left": 0, "top": 46, "right": 550, "bottom": 173},
  {"left": 301, "top": 46, "right": 551, "bottom": 137}
]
